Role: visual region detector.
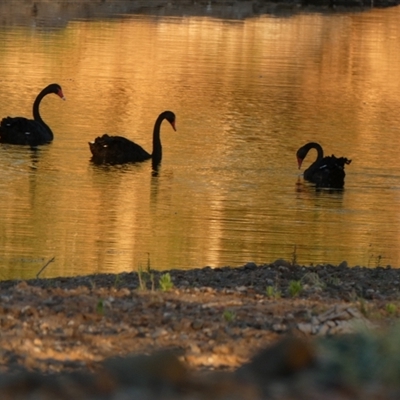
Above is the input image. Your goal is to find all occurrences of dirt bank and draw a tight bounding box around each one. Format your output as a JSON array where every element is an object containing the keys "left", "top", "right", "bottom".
[{"left": 0, "top": 261, "right": 399, "bottom": 398}]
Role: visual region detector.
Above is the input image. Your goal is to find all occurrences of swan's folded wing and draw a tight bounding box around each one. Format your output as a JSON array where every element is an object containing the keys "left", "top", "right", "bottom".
[{"left": 0, "top": 117, "right": 49, "bottom": 145}]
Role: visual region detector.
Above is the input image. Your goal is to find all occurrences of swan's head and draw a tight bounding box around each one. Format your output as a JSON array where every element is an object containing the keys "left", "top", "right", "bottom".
[
  {"left": 297, "top": 156, "right": 304, "bottom": 169},
  {"left": 46, "top": 83, "right": 66, "bottom": 101},
  {"left": 163, "top": 111, "right": 176, "bottom": 131},
  {"left": 296, "top": 146, "right": 307, "bottom": 169}
]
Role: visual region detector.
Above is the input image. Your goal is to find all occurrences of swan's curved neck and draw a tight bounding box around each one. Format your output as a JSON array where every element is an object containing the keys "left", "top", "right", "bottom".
[
  {"left": 31, "top": 87, "right": 53, "bottom": 139},
  {"left": 151, "top": 114, "right": 165, "bottom": 161},
  {"left": 306, "top": 142, "right": 324, "bottom": 161},
  {"left": 33, "top": 88, "right": 50, "bottom": 123}
]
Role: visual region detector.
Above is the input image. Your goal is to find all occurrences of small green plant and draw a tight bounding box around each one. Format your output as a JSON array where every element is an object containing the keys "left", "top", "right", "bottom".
[
  {"left": 301, "top": 272, "right": 326, "bottom": 290},
  {"left": 266, "top": 285, "right": 281, "bottom": 299},
  {"left": 137, "top": 253, "right": 154, "bottom": 291},
  {"left": 358, "top": 298, "right": 369, "bottom": 317},
  {"left": 137, "top": 265, "right": 149, "bottom": 290},
  {"left": 349, "top": 289, "right": 359, "bottom": 303},
  {"left": 159, "top": 272, "right": 174, "bottom": 291},
  {"left": 113, "top": 274, "right": 123, "bottom": 288},
  {"left": 89, "top": 279, "right": 96, "bottom": 291},
  {"left": 96, "top": 299, "right": 104, "bottom": 315},
  {"left": 327, "top": 275, "right": 342, "bottom": 286},
  {"left": 386, "top": 303, "right": 397, "bottom": 315},
  {"left": 288, "top": 280, "right": 303, "bottom": 297},
  {"left": 223, "top": 309, "right": 236, "bottom": 323}
]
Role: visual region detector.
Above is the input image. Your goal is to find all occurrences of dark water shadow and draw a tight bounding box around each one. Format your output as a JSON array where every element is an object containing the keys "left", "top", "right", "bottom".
[
  {"left": 0, "top": 142, "right": 43, "bottom": 168},
  {"left": 295, "top": 178, "right": 346, "bottom": 196},
  {"left": 0, "top": 0, "right": 356, "bottom": 29}
]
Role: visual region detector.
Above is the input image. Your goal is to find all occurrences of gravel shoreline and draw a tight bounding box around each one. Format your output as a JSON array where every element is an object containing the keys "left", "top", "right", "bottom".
[{"left": 0, "top": 261, "right": 399, "bottom": 399}]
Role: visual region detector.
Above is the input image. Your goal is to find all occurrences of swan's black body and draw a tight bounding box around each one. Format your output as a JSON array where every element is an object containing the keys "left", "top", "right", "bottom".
[
  {"left": 89, "top": 111, "right": 176, "bottom": 165},
  {"left": 296, "top": 142, "right": 351, "bottom": 189},
  {"left": 0, "top": 84, "right": 65, "bottom": 146}
]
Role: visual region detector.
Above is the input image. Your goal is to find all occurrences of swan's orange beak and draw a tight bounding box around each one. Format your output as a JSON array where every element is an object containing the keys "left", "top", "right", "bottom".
[
  {"left": 297, "top": 157, "right": 303, "bottom": 169},
  {"left": 57, "top": 89, "right": 66, "bottom": 101},
  {"left": 170, "top": 121, "right": 176, "bottom": 131}
]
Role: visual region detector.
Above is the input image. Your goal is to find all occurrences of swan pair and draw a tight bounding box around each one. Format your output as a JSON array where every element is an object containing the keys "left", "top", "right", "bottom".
[{"left": 0, "top": 83, "right": 176, "bottom": 166}]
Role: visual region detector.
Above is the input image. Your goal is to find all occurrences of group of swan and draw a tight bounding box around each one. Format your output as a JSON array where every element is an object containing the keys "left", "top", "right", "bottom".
[{"left": 0, "top": 84, "right": 350, "bottom": 188}]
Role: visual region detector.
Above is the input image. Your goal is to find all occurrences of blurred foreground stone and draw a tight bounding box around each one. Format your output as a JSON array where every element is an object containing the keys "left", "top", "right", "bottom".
[{"left": 2, "top": 331, "right": 400, "bottom": 399}]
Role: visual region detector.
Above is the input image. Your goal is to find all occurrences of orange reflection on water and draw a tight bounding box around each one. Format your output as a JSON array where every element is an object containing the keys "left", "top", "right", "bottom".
[{"left": 0, "top": 6, "right": 400, "bottom": 279}]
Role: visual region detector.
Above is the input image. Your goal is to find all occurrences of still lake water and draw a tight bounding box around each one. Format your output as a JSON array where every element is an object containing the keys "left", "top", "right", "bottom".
[{"left": 1, "top": 2, "right": 400, "bottom": 280}]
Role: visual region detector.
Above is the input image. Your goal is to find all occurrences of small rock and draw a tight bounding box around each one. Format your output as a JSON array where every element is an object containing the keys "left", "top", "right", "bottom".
[
  {"left": 272, "top": 323, "right": 287, "bottom": 333},
  {"left": 297, "top": 322, "right": 313, "bottom": 335},
  {"left": 244, "top": 262, "right": 258, "bottom": 270},
  {"left": 273, "top": 259, "right": 292, "bottom": 268},
  {"left": 191, "top": 320, "right": 204, "bottom": 330}
]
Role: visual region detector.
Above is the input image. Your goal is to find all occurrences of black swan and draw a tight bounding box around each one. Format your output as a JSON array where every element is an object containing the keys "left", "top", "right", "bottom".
[
  {"left": 0, "top": 83, "right": 65, "bottom": 146},
  {"left": 89, "top": 110, "right": 176, "bottom": 165},
  {"left": 296, "top": 142, "right": 351, "bottom": 189}
]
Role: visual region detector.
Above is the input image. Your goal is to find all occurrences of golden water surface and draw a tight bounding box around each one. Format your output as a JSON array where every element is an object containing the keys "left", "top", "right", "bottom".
[{"left": 0, "top": 2, "right": 400, "bottom": 279}]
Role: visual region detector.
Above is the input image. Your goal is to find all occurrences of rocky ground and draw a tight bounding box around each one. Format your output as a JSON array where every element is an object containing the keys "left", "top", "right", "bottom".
[{"left": 1, "top": 260, "right": 400, "bottom": 399}]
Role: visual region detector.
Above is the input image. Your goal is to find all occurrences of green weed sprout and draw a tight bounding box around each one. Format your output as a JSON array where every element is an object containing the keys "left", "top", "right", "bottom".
[
  {"left": 289, "top": 280, "right": 303, "bottom": 297},
  {"left": 386, "top": 303, "right": 397, "bottom": 315},
  {"left": 223, "top": 309, "right": 236, "bottom": 323},
  {"left": 266, "top": 285, "right": 281, "bottom": 299},
  {"left": 96, "top": 299, "right": 104, "bottom": 315},
  {"left": 159, "top": 273, "right": 174, "bottom": 291},
  {"left": 137, "top": 265, "right": 149, "bottom": 290}
]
